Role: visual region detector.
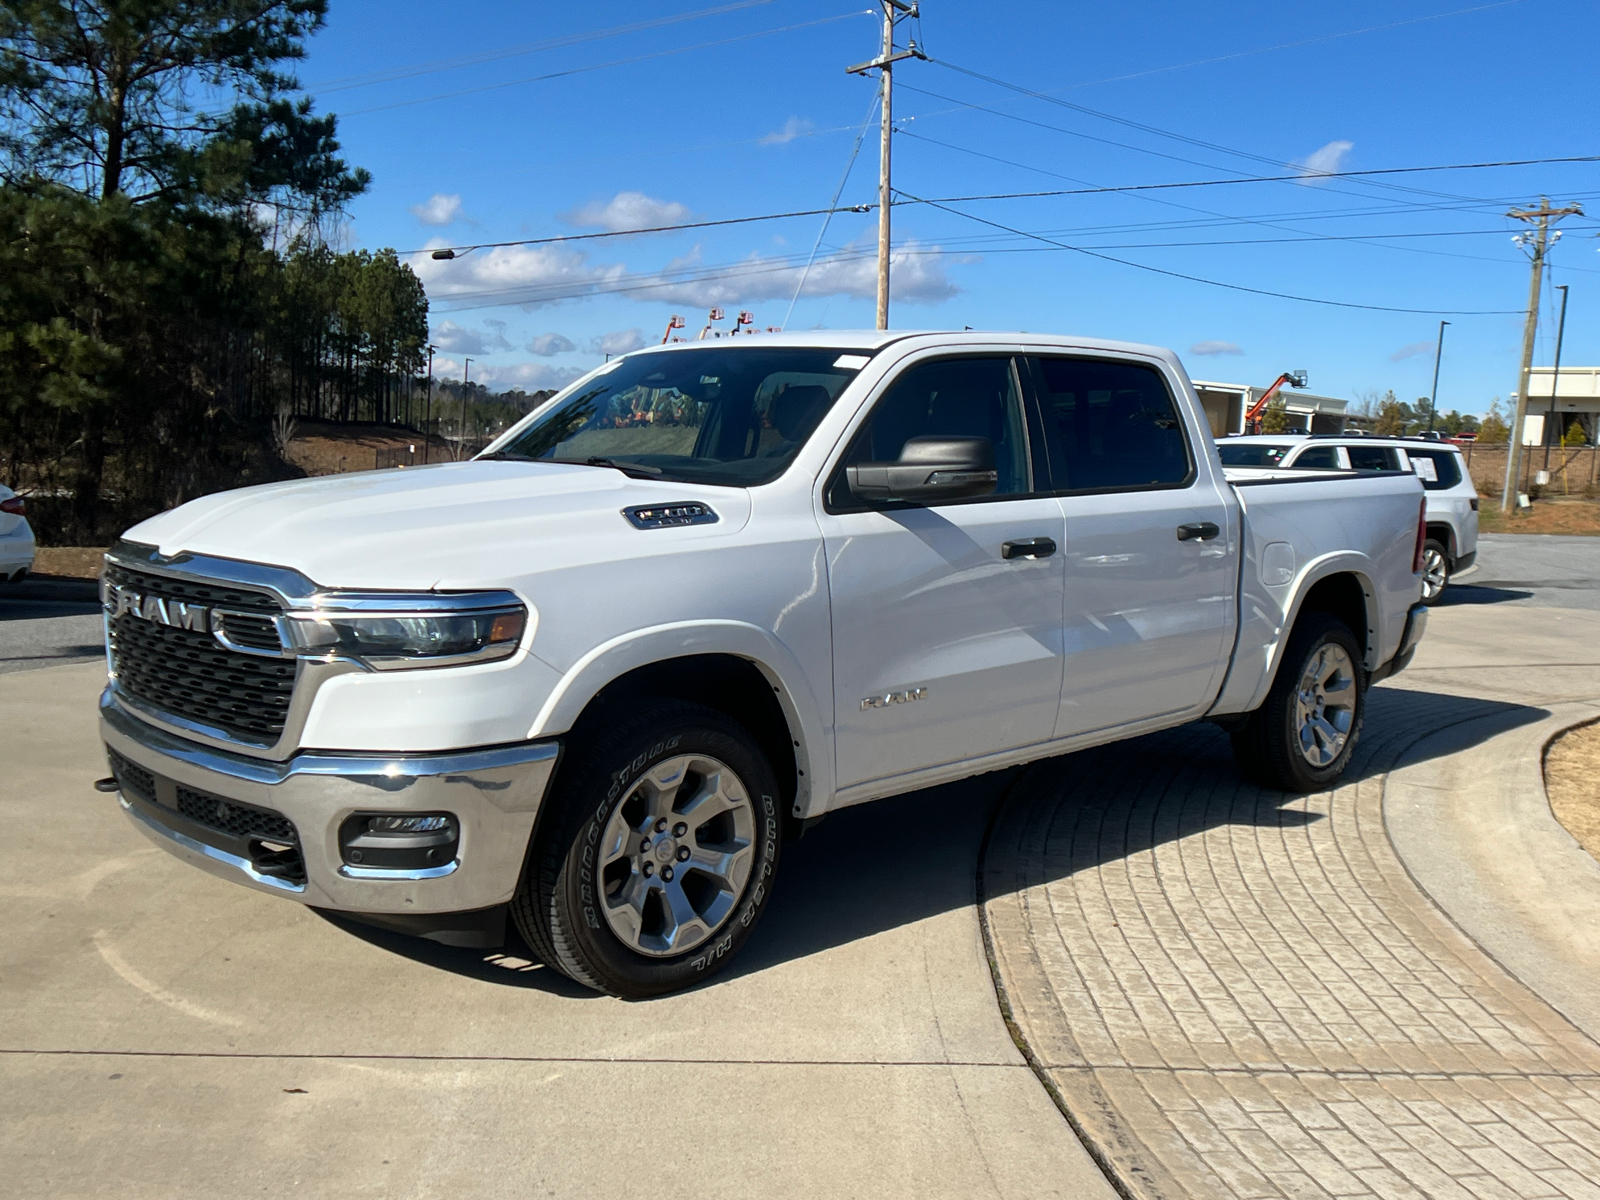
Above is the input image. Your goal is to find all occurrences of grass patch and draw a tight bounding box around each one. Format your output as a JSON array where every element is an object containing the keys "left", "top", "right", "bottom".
[
  {"left": 1547, "top": 722, "right": 1600, "bottom": 865},
  {"left": 1478, "top": 500, "right": 1600, "bottom": 536}
]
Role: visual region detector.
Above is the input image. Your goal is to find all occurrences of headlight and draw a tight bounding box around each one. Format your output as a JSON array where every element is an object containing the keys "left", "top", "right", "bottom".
[{"left": 283, "top": 594, "right": 527, "bottom": 670}]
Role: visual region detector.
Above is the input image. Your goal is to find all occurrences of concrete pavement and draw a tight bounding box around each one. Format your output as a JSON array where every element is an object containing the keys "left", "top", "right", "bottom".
[{"left": 0, "top": 661, "right": 1115, "bottom": 1200}]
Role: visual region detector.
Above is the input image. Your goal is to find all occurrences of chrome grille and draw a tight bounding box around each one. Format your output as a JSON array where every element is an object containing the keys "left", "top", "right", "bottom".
[{"left": 106, "top": 564, "right": 296, "bottom": 742}]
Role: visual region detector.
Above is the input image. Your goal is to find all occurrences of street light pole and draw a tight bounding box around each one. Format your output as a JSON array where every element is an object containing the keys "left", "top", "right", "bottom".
[
  {"left": 460, "top": 357, "right": 473, "bottom": 461},
  {"left": 1426, "top": 320, "right": 1449, "bottom": 437},
  {"left": 1544, "top": 284, "right": 1570, "bottom": 472},
  {"left": 423, "top": 344, "right": 435, "bottom": 465}
]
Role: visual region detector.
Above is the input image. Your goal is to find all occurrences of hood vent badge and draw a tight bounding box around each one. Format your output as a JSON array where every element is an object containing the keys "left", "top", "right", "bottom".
[{"left": 623, "top": 502, "right": 719, "bottom": 530}]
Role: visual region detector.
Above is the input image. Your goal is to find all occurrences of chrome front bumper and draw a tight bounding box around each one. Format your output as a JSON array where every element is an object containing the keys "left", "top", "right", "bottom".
[{"left": 100, "top": 689, "right": 559, "bottom": 916}]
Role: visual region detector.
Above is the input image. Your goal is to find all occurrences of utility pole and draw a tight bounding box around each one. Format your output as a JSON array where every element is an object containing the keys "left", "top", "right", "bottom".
[
  {"left": 423, "top": 345, "right": 435, "bottom": 465},
  {"left": 1543, "top": 284, "right": 1570, "bottom": 471},
  {"left": 1426, "top": 321, "right": 1449, "bottom": 437},
  {"left": 847, "top": 1, "right": 925, "bottom": 331},
  {"left": 1502, "top": 198, "right": 1583, "bottom": 512}
]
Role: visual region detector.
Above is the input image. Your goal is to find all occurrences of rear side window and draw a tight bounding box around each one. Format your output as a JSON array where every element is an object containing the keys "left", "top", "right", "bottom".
[
  {"left": 1291, "top": 446, "right": 1343, "bottom": 470},
  {"left": 1031, "top": 357, "right": 1192, "bottom": 492},
  {"left": 827, "top": 356, "right": 1031, "bottom": 508},
  {"left": 1404, "top": 448, "right": 1464, "bottom": 491},
  {"left": 1345, "top": 445, "right": 1400, "bottom": 472}
]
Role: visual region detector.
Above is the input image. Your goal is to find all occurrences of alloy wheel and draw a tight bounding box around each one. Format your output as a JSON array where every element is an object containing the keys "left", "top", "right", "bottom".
[
  {"left": 596, "top": 754, "right": 756, "bottom": 957},
  {"left": 1293, "top": 643, "right": 1356, "bottom": 768}
]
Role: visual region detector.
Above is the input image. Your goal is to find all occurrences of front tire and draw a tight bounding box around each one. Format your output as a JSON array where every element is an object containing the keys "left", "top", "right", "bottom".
[
  {"left": 1420, "top": 538, "right": 1449, "bottom": 605},
  {"left": 511, "top": 701, "right": 782, "bottom": 998},
  {"left": 1230, "top": 614, "right": 1365, "bottom": 793}
]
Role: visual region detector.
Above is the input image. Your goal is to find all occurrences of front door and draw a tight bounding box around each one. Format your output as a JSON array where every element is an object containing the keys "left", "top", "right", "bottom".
[
  {"left": 821, "top": 354, "right": 1066, "bottom": 792},
  {"left": 1023, "top": 354, "right": 1237, "bottom": 738}
]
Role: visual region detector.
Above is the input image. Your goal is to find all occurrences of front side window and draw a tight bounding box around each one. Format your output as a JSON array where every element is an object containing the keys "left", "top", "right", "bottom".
[
  {"left": 1346, "top": 445, "right": 1400, "bottom": 472},
  {"left": 487, "top": 346, "right": 864, "bottom": 486},
  {"left": 829, "top": 356, "right": 1030, "bottom": 507},
  {"left": 1404, "top": 448, "right": 1464, "bottom": 490},
  {"left": 1032, "top": 357, "right": 1192, "bottom": 491},
  {"left": 1216, "top": 442, "right": 1293, "bottom": 467}
]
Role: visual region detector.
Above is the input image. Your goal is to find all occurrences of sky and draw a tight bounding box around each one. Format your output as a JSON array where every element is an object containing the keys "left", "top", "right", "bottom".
[{"left": 297, "top": 0, "right": 1600, "bottom": 416}]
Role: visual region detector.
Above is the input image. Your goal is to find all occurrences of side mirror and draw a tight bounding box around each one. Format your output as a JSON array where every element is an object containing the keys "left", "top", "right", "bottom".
[{"left": 846, "top": 436, "right": 998, "bottom": 505}]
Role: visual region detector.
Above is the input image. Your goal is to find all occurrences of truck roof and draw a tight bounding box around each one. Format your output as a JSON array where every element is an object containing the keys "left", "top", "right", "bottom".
[{"left": 631, "top": 329, "right": 1178, "bottom": 359}]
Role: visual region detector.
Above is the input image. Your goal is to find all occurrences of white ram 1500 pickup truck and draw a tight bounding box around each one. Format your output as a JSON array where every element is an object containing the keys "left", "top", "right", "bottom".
[{"left": 98, "top": 332, "right": 1429, "bottom": 996}]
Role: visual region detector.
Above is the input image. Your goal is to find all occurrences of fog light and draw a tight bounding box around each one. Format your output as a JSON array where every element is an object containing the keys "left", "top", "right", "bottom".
[{"left": 339, "top": 811, "right": 459, "bottom": 872}]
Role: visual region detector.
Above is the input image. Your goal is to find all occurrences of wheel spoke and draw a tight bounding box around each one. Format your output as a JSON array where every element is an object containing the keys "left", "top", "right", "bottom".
[
  {"left": 676, "top": 769, "right": 743, "bottom": 823},
  {"left": 604, "top": 872, "right": 652, "bottom": 945},
  {"left": 643, "top": 760, "right": 690, "bottom": 818},
  {"left": 659, "top": 879, "right": 709, "bottom": 951}
]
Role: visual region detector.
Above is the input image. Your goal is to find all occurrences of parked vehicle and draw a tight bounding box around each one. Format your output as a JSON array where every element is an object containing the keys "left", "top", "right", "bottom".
[
  {"left": 99, "top": 333, "right": 1429, "bottom": 996},
  {"left": 0, "top": 485, "right": 35, "bottom": 582},
  {"left": 1217, "top": 433, "right": 1477, "bottom": 603}
]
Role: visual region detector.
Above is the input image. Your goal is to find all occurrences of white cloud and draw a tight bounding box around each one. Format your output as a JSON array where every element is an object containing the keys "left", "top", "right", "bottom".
[
  {"left": 1190, "top": 340, "right": 1244, "bottom": 357},
  {"left": 431, "top": 320, "right": 510, "bottom": 354},
  {"left": 1390, "top": 340, "right": 1436, "bottom": 362},
  {"left": 759, "top": 117, "right": 814, "bottom": 146},
  {"left": 407, "top": 236, "right": 959, "bottom": 313},
  {"left": 1295, "top": 140, "right": 1353, "bottom": 185},
  {"left": 526, "top": 332, "right": 577, "bottom": 356},
  {"left": 562, "top": 191, "right": 692, "bottom": 234},
  {"left": 592, "top": 328, "right": 647, "bottom": 355},
  {"left": 475, "top": 362, "right": 587, "bottom": 391},
  {"left": 411, "top": 193, "right": 464, "bottom": 226}
]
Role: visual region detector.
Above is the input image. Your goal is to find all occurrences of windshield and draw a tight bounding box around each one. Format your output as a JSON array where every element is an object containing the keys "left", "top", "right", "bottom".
[
  {"left": 485, "top": 346, "right": 867, "bottom": 486},
  {"left": 1216, "top": 441, "right": 1294, "bottom": 467}
]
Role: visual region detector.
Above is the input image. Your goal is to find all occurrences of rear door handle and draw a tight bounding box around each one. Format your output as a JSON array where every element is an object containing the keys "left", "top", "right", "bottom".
[
  {"left": 1176, "top": 522, "right": 1220, "bottom": 542},
  {"left": 1003, "top": 537, "right": 1057, "bottom": 560}
]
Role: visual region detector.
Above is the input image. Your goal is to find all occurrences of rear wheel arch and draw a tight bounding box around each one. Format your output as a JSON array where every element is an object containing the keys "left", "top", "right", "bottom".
[
  {"left": 1425, "top": 522, "right": 1457, "bottom": 561},
  {"left": 1292, "top": 570, "right": 1374, "bottom": 670}
]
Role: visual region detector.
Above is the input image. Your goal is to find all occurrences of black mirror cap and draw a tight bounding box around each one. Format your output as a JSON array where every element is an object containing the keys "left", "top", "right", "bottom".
[{"left": 846, "top": 435, "right": 999, "bottom": 504}]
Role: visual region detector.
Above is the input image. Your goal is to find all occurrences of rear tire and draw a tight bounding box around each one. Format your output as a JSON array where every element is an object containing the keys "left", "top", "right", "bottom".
[
  {"left": 510, "top": 701, "right": 782, "bottom": 998},
  {"left": 1420, "top": 538, "right": 1449, "bottom": 605},
  {"left": 1230, "top": 613, "right": 1365, "bottom": 793}
]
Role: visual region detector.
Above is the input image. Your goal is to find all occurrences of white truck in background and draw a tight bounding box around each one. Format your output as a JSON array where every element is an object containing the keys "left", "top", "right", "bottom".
[{"left": 98, "top": 331, "right": 1428, "bottom": 997}]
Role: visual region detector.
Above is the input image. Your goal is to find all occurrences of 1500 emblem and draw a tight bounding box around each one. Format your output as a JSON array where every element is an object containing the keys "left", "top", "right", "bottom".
[{"left": 861, "top": 687, "right": 928, "bottom": 711}]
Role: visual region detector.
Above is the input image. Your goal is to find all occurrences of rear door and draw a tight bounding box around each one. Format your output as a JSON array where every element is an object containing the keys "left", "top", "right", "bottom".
[
  {"left": 1024, "top": 354, "right": 1237, "bottom": 738},
  {"left": 821, "top": 353, "right": 1067, "bottom": 791}
]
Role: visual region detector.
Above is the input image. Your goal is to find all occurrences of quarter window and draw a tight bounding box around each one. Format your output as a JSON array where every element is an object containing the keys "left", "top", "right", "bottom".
[
  {"left": 828, "top": 356, "right": 1030, "bottom": 507},
  {"left": 1404, "top": 448, "right": 1464, "bottom": 490},
  {"left": 1031, "top": 357, "right": 1192, "bottom": 491}
]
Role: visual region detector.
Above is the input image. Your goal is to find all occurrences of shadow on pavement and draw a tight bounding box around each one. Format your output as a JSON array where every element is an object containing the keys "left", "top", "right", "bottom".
[
  {"left": 315, "top": 909, "right": 600, "bottom": 998},
  {"left": 1436, "top": 584, "right": 1535, "bottom": 606},
  {"left": 318, "top": 688, "right": 1548, "bottom": 990}
]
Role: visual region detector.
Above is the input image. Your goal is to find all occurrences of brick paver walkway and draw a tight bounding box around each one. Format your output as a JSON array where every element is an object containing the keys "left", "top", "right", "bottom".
[{"left": 983, "top": 687, "right": 1600, "bottom": 1200}]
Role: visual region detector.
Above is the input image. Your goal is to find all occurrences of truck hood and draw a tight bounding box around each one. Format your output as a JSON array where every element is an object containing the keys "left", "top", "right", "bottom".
[{"left": 123, "top": 461, "right": 753, "bottom": 590}]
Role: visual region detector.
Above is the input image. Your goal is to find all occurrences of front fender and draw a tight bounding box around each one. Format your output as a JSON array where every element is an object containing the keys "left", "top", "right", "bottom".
[{"left": 526, "top": 620, "right": 833, "bottom": 818}]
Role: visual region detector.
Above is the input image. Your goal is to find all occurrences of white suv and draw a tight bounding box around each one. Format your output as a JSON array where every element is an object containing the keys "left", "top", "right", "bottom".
[
  {"left": 1217, "top": 434, "right": 1478, "bottom": 602},
  {"left": 0, "top": 484, "right": 35, "bottom": 583}
]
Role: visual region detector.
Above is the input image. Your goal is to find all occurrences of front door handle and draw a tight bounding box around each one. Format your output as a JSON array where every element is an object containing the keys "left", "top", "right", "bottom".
[
  {"left": 1176, "top": 522, "right": 1221, "bottom": 542},
  {"left": 1003, "top": 537, "right": 1057, "bottom": 560}
]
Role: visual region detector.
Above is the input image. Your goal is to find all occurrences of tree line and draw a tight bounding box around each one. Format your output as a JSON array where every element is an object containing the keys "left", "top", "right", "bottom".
[{"left": 0, "top": 1, "right": 431, "bottom": 543}]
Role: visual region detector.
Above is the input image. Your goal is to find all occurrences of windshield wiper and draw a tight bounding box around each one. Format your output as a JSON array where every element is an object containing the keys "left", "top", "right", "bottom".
[
  {"left": 550, "top": 456, "right": 664, "bottom": 478},
  {"left": 477, "top": 450, "right": 537, "bottom": 461}
]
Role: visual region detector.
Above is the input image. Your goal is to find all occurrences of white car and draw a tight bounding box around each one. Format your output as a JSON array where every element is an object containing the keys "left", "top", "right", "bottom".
[
  {"left": 1217, "top": 434, "right": 1478, "bottom": 603},
  {"left": 0, "top": 484, "right": 35, "bottom": 582},
  {"left": 98, "top": 332, "right": 1429, "bottom": 996}
]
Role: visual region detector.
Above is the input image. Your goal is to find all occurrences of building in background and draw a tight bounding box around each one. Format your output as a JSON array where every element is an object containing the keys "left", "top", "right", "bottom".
[
  {"left": 1522, "top": 366, "right": 1600, "bottom": 445},
  {"left": 1191, "top": 380, "right": 1350, "bottom": 439}
]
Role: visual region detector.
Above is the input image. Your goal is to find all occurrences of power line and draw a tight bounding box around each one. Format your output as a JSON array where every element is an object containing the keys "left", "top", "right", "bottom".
[
  {"left": 405, "top": 153, "right": 1600, "bottom": 257},
  {"left": 340, "top": 11, "right": 871, "bottom": 117},
  {"left": 898, "top": 189, "right": 1521, "bottom": 315},
  {"left": 786, "top": 86, "right": 882, "bottom": 327}
]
